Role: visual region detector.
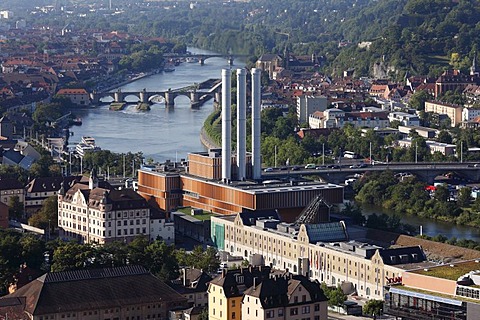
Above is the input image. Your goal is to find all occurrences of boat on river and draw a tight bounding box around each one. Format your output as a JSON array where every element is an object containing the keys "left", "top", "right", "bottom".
[{"left": 76, "top": 136, "right": 100, "bottom": 157}]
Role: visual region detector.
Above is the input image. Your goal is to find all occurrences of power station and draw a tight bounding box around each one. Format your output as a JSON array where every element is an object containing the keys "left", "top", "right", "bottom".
[{"left": 137, "top": 68, "right": 344, "bottom": 220}]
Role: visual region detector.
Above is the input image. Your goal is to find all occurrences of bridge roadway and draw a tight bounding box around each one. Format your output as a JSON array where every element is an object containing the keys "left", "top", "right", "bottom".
[
  {"left": 163, "top": 53, "right": 249, "bottom": 65},
  {"left": 90, "top": 79, "right": 222, "bottom": 108},
  {"left": 262, "top": 162, "right": 480, "bottom": 184}
]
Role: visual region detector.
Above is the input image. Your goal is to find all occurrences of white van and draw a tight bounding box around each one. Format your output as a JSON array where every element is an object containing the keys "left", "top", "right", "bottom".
[{"left": 305, "top": 163, "right": 316, "bottom": 169}]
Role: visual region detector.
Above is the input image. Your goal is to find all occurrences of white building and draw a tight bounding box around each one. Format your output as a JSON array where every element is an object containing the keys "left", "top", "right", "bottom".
[
  {"left": 388, "top": 112, "right": 420, "bottom": 127},
  {"left": 150, "top": 211, "right": 175, "bottom": 245},
  {"left": 58, "top": 173, "right": 151, "bottom": 244},
  {"left": 0, "top": 11, "right": 13, "bottom": 19},
  {"left": 297, "top": 95, "right": 328, "bottom": 124},
  {"left": 397, "top": 139, "right": 456, "bottom": 156},
  {"left": 462, "top": 107, "right": 480, "bottom": 122}
]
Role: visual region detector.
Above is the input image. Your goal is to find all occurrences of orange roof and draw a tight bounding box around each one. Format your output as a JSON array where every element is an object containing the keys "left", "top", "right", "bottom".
[{"left": 57, "top": 88, "right": 88, "bottom": 95}]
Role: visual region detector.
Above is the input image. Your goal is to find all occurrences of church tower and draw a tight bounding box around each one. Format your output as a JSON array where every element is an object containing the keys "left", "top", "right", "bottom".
[
  {"left": 470, "top": 51, "right": 479, "bottom": 76},
  {"left": 89, "top": 168, "right": 99, "bottom": 189}
]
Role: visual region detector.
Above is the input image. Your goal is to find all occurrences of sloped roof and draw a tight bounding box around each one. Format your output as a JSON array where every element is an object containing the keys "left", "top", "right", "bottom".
[
  {"left": 4, "top": 266, "right": 186, "bottom": 316},
  {"left": 0, "top": 177, "right": 24, "bottom": 190}
]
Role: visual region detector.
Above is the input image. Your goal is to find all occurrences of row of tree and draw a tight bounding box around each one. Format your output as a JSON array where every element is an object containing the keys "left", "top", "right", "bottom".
[
  {"left": 353, "top": 170, "right": 480, "bottom": 229},
  {"left": 0, "top": 229, "right": 220, "bottom": 293}
]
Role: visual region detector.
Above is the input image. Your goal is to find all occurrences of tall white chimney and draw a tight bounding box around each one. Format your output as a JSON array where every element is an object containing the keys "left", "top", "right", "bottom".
[
  {"left": 237, "top": 68, "right": 247, "bottom": 181},
  {"left": 222, "top": 69, "right": 232, "bottom": 182},
  {"left": 252, "top": 68, "right": 262, "bottom": 180}
]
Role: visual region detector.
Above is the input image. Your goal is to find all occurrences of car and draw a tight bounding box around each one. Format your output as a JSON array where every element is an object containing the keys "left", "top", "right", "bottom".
[
  {"left": 291, "top": 166, "right": 300, "bottom": 171},
  {"left": 305, "top": 164, "right": 316, "bottom": 169},
  {"left": 315, "top": 166, "right": 326, "bottom": 170},
  {"left": 264, "top": 167, "right": 274, "bottom": 172}
]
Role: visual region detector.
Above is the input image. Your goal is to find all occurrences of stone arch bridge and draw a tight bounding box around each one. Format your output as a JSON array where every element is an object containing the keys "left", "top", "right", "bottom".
[{"left": 90, "top": 79, "right": 222, "bottom": 108}]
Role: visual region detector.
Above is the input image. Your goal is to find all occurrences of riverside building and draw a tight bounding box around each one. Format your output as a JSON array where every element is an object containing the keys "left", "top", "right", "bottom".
[{"left": 210, "top": 211, "right": 433, "bottom": 301}]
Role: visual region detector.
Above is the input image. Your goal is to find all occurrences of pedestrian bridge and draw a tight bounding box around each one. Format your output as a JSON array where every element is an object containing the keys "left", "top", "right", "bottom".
[{"left": 90, "top": 79, "right": 222, "bottom": 108}]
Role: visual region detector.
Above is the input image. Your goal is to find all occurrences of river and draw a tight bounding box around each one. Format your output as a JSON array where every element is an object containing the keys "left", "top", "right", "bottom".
[
  {"left": 360, "top": 203, "right": 480, "bottom": 242},
  {"left": 70, "top": 47, "right": 245, "bottom": 162}
]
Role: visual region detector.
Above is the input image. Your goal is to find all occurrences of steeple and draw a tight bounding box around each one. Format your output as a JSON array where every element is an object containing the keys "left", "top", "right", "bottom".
[
  {"left": 471, "top": 51, "right": 479, "bottom": 76},
  {"left": 89, "top": 168, "right": 98, "bottom": 189}
]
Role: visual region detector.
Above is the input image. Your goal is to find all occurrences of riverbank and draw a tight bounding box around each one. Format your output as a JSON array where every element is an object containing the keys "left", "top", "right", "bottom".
[{"left": 200, "top": 127, "right": 220, "bottom": 150}]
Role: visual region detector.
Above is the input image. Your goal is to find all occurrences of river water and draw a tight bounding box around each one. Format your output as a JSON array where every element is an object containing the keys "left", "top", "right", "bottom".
[
  {"left": 70, "top": 47, "right": 245, "bottom": 162},
  {"left": 361, "top": 203, "right": 480, "bottom": 242}
]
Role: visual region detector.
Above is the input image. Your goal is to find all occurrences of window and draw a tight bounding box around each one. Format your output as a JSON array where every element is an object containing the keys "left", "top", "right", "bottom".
[
  {"left": 232, "top": 300, "right": 235, "bottom": 307},
  {"left": 290, "top": 308, "right": 298, "bottom": 316},
  {"left": 232, "top": 312, "right": 236, "bottom": 319},
  {"left": 266, "top": 310, "right": 275, "bottom": 318},
  {"left": 278, "top": 309, "right": 283, "bottom": 316},
  {"left": 302, "top": 306, "right": 310, "bottom": 314}
]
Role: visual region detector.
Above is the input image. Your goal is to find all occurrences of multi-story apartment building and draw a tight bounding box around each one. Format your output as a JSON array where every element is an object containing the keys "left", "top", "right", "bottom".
[
  {"left": 425, "top": 101, "right": 463, "bottom": 127},
  {"left": 58, "top": 175, "right": 150, "bottom": 244},
  {"left": 25, "top": 176, "right": 81, "bottom": 216},
  {"left": 388, "top": 112, "right": 420, "bottom": 127},
  {"left": 170, "top": 268, "right": 212, "bottom": 308},
  {"left": 310, "top": 109, "right": 389, "bottom": 129},
  {"left": 208, "top": 266, "right": 272, "bottom": 320},
  {"left": 242, "top": 274, "right": 328, "bottom": 320},
  {"left": 211, "top": 213, "right": 428, "bottom": 301},
  {"left": 0, "top": 177, "right": 24, "bottom": 206},
  {"left": 0, "top": 266, "right": 188, "bottom": 320},
  {"left": 297, "top": 95, "right": 328, "bottom": 124}
]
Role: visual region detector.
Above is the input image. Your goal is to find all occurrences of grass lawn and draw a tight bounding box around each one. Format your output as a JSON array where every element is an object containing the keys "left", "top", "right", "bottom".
[
  {"left": 177, "top": 207, "right": 214, "bottom": 221},
  {"left": 413, "top": 260, "right": 480, "bottom": 280}
]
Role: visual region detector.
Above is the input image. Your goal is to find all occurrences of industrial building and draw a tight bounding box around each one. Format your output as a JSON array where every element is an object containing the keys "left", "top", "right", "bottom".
[{"left": 137, "top": 68, "right": 344, "bottom": 220}]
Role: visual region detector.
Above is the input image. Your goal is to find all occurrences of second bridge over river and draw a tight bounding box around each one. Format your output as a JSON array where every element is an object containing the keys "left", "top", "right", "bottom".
[{"left": 90, "top": 79, "right": 222, "bottom": 108}]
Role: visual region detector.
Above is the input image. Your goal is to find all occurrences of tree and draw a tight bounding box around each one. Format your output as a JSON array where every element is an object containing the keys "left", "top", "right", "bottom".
[
  {"left": 437, "top": 130, "right": 453, "bottom": 144},
  {"left": 29, "top": 196, "right": 58, "bottom": 235},
  {"left": 434, "top": 184, "right": 450, "bottom": 202},
  {"left": 409, "top": 90, "right": 431, "bottom": 111},
  {"left": 144, "top": 240, "right": 179, "bottom": 280},
  {"left": 457, "top": 187, "right": 472, "bottom": 208},
  {"left": 8, "top": 195, "right": 24, "bottom": 221},
  {"left": 363, "top": 299, "right": 383, "bottom": 317},
  {"left": 50, "top": 242, "right": 95, "bottom": 272}
]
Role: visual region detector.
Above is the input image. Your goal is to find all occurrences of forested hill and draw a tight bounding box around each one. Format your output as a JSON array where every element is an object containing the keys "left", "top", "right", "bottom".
[
  {"left": 332, "top": 0, "right": 480, "bottom": 79},
  {"left": 9, "top": 0, "right": 480, "bottom": 79}
]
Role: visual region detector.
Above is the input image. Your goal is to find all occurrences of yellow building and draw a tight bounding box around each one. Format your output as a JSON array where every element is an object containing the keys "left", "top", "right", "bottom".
[
  {"left": 211, "top": 213, "right": 429, "bottom": 301},
  {"left": 424, "top": 100, "right": 463, "bottom": 127},
  {"left": 208, "top": 266, "right": 271, "bottom": 320}
]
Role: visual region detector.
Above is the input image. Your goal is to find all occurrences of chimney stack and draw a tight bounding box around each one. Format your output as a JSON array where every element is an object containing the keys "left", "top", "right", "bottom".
[
  {"left": 237, "top": 68, "right": 247, "bottom": 181},
  {"left": 221, "top": 69, "right": 232, "bottom": 182},
  {"left": 251, "top": 68, "right": 262, "bottom": 180}
]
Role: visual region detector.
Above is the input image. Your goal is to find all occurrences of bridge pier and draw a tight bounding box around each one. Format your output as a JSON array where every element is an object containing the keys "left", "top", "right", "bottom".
[
  {"left": 114, "top": 90, "right": 123, "bottom": 103},
  {"left": 139, "top": 89, "right": 149, "bottom": 103},
  {"left": 199, "top": 57, "right": 205, "bottom": 66},
  {"left": 164, "top": 91, "right": 175, "bottom": 108},
  {"left": 90, "top": 91, "right": 100, "bottom": 105},
  {"left": 228, "top": 57, "right": 234, "bottom": 66},
  {"left": 190, "top": 91, "right": 199, "bottom": 108}
]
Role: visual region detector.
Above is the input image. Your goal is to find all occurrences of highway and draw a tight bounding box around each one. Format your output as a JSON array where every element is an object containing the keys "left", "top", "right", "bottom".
[{"left": 262, "top": 162, "right": 480, "bottom": 183}]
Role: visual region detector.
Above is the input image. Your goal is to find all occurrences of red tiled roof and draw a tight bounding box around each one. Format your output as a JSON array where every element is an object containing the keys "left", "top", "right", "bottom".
[{"left": 56, "top": 88, "right": 88, "bottom": 95}]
